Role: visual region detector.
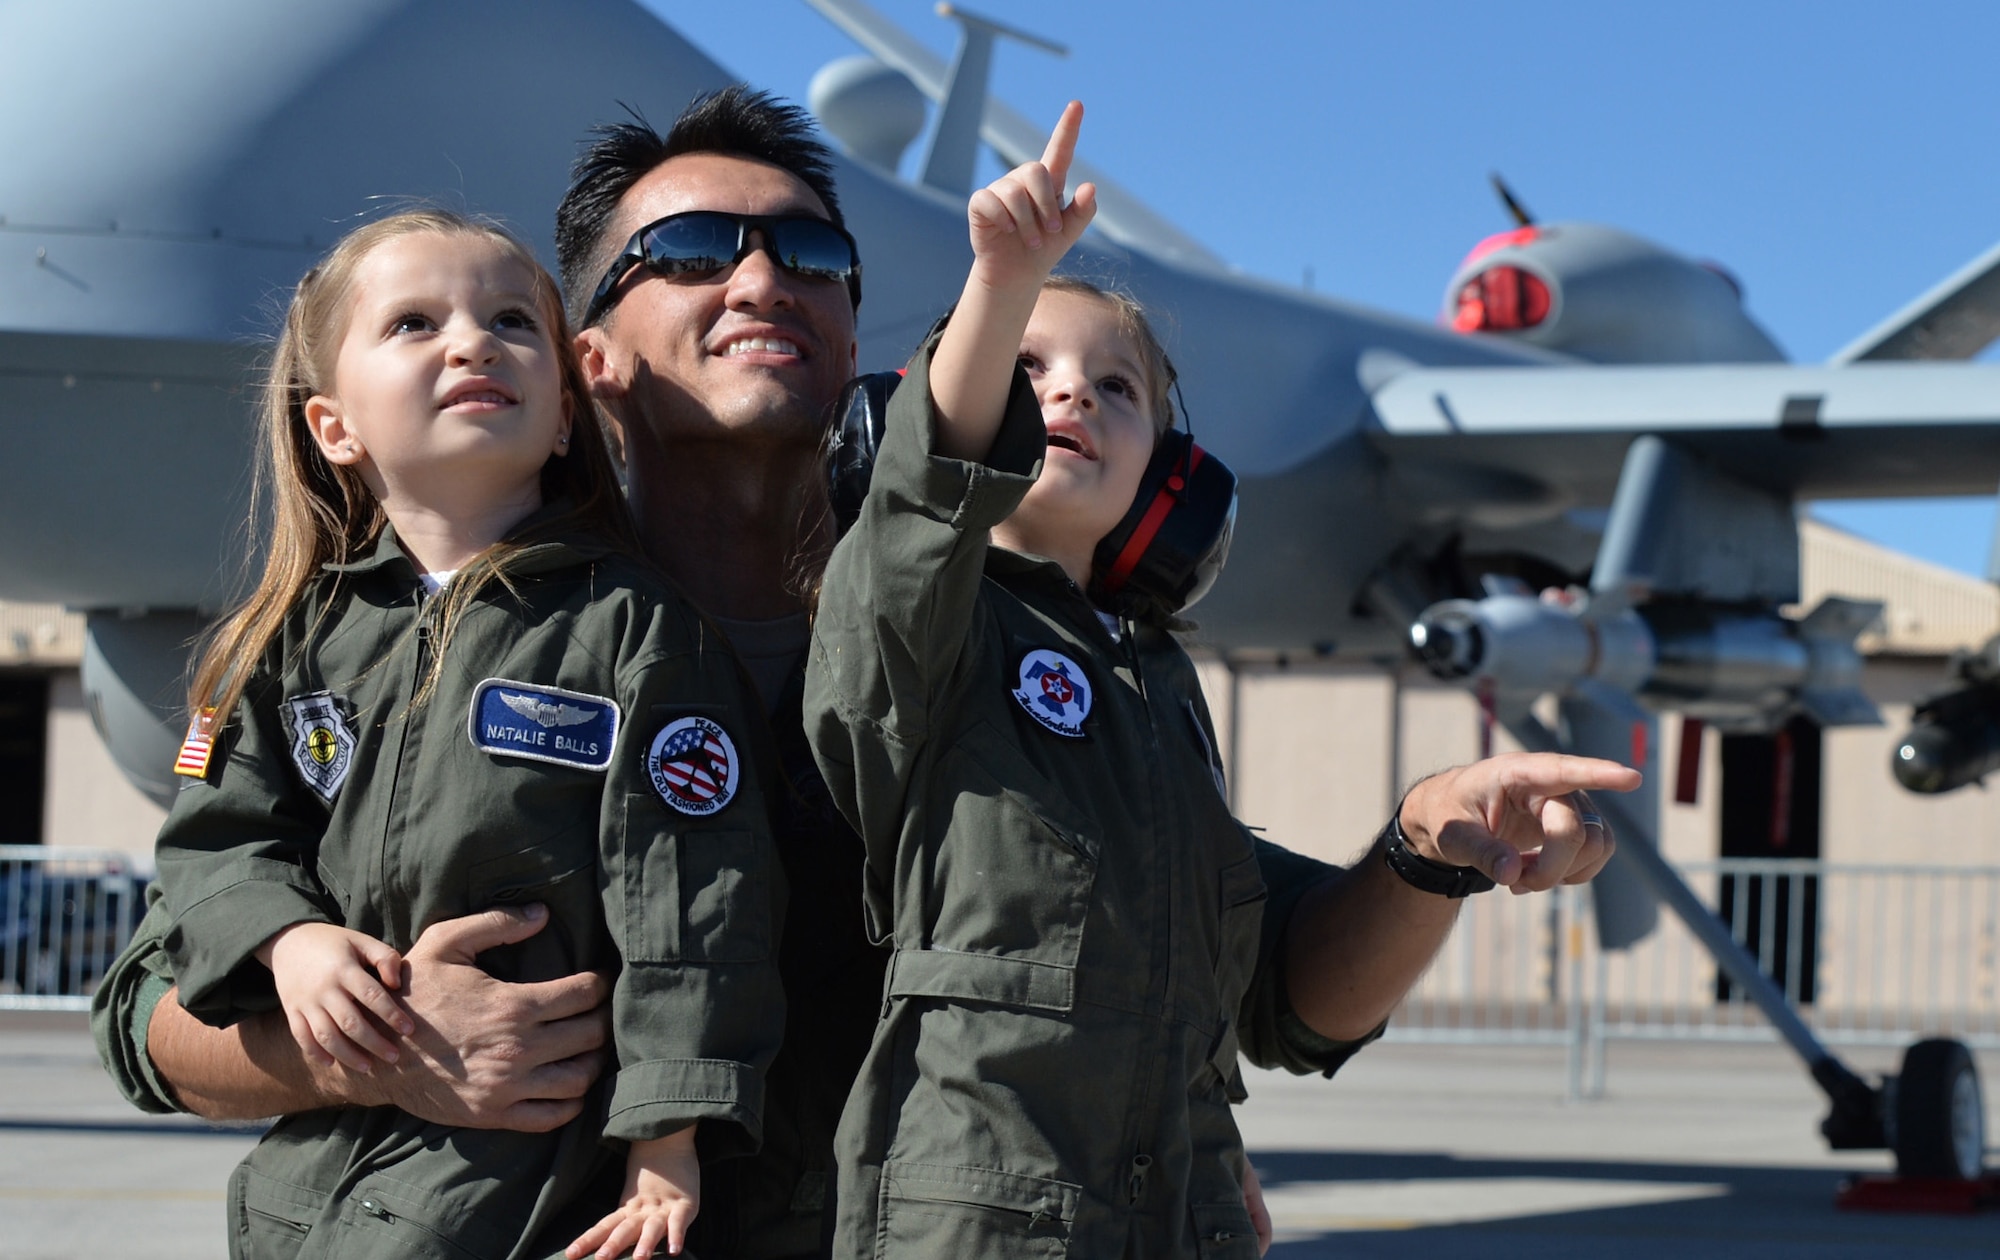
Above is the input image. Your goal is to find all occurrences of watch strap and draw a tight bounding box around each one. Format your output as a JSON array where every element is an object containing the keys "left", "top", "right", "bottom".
[{"left": 1382, "top": 813, "right": 1495, "bottom": 898}]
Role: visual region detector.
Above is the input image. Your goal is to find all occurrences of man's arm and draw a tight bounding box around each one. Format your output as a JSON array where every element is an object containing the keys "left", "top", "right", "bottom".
[
  {"left": 1280, "top": 839, "right": 1462, "bottom": 1042},
  {"left": 131, "top": 905, "right": 609, "bottom": 1129},
  {"left": 1283, "top": 751, "right": 1637, "bottom": 1042}
]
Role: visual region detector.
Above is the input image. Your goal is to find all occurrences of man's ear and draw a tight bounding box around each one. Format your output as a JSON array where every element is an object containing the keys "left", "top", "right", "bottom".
[
  {"left": 575, "top": 327, "right": 627, "bottom": 401},
  {"left": 304, "top": 396, "right": 364, "bottom": 465},
  {"left": 848, "top": 337, "right": 858, "bottom": 375}
]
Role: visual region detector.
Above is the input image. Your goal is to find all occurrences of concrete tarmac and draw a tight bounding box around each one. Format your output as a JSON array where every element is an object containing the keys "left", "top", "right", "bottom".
[{"left": 2, "top": 1011, "right": 1995, "bottom": 1257}]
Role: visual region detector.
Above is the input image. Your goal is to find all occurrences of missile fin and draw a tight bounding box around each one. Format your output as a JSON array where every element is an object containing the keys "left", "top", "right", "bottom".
[{"left": 1799, "top": 595, "right": 1884, "bottom": 643}]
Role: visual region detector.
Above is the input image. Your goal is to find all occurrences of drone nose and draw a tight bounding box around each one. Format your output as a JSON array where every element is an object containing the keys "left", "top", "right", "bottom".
[{"left": 1452, "top": 265, "right": 1552, "bottom": 332}]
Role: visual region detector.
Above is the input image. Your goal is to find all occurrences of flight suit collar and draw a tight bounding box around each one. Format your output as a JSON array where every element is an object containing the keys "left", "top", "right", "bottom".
[
  {"left": 319, "top": 500, "right": 619, "bottom": 581},
  {"left": 985, "top": 546, "right": 1128, "bottom": 655}
]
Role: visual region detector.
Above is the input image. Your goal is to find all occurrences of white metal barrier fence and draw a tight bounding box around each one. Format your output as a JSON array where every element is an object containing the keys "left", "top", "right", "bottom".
[
  {"left": 4, "top": 845, "right": 1997, "bottom": 1066},
  {"left": 0, "top": 846, "right": 151, "bottom": 1011},
  {"left": 1384, "top": 859, "right": 2000, "bottom": 1098}
]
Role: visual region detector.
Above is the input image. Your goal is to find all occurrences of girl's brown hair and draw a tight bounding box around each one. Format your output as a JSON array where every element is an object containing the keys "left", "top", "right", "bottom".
[{"left": 188, "top": 209, "right": 644, "bottom": 726}]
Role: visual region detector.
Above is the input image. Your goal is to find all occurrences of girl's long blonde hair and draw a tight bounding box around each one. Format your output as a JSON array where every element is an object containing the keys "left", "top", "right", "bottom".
[{"left": 188, "top": 209, "right": 645, "bottom": 727}]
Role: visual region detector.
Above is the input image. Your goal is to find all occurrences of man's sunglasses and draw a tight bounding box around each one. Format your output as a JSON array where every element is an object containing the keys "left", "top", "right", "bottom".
[{"left": 581, "top": 211, "right": 863, "bottom": 327}]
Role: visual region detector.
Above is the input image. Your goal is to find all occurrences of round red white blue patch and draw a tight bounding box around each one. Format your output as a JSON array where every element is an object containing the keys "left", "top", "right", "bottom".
[
  {"left": 1012, "top": 649, "right": 1092, "bottom": 737},
  {"left": 646, "top": 716, "right": 740, "bottom": 816}
]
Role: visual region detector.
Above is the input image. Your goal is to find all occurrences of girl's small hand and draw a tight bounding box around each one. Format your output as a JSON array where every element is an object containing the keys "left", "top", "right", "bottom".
[
  {"left": 967, "top": 100, "right": 1098, "bottom": 291},
  {"left": 566, "top": 1129, "right": 700, "bottom": 1260},
  {"left": 258, "top": 922, "right": 413, "bottom": 1073}
]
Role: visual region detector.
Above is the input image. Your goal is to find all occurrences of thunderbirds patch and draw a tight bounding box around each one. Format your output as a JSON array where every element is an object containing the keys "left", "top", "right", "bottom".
[
  {"left": 173, "top": 707, "right": 218, "bottom": 780},
  {"left": 646, "top": 715, "right": 740, "bottom": 816},
  {"left": 285, "top": 691, "right": 357, "bottom": 803},
  {"left": 1012, "top": 649, "right": 1093, "bottom": 738},
  {"left": 468, "top": 679, "right": 618, "bottom": 772}
]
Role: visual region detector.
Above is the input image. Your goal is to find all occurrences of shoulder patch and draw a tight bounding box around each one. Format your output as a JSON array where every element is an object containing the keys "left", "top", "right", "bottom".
[
  {"left": 1012, "top": 648, "right": 1093, "bottom": 738},
  {"left": 646, "top": 715, "right": 741, "bottom": 816},
  {"left": 468, "top": 679, "right": 619, "bottom": 772},
  {"left": 173, "top": 707, "right": 218, "bottom": 780},
  {"left": 285, "top": 691, "right": 358, "bottom": 803}
]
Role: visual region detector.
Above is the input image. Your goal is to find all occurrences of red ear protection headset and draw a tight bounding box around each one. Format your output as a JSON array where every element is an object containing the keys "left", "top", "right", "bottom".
[
  {"left": 826, "top": 360, "right": 1237, "bottom": 622},
  {"left": 1086, "top": 427, "right": 1237, "bottom": 623}
]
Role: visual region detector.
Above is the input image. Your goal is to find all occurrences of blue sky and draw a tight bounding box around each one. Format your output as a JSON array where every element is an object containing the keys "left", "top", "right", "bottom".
[{"left": 658, "top": 0, "right": 2000, "bottom": 578}]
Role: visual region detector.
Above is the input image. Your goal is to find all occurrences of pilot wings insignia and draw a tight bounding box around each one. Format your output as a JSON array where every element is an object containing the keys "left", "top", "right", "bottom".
[
  {"left": 468, "top": 678, "right": 619, "bottom": 772},
  {"left": 500, "top": 691, "right": 596, "bottom": 728}
]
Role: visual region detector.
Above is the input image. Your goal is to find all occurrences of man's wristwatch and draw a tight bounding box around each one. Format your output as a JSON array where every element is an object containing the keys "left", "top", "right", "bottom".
[{"left": 1382, "top": 812, "right": 1495, "bottom": 898}]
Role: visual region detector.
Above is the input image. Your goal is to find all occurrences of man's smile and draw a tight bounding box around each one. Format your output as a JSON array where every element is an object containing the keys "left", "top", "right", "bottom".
[{"left": 717, "top": 335, "right": 802, "bottom": 358}]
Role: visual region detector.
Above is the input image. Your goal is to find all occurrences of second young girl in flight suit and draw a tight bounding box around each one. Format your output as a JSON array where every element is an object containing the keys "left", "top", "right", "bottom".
[{"left": 806, "top": 103, "right": 1272, "bottom": 1257}]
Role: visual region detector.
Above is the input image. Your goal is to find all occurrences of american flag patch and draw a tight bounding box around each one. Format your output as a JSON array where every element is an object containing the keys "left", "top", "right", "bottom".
[
  {"left": 645, "top": 715, "right": 740, "bottom": 816},
  {"left": 173, "top": 708, "right": 218, "bottom": 779}
]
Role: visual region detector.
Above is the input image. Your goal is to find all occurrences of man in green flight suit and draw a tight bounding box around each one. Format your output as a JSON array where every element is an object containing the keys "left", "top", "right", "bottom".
[{"left": 95, "top": 86, "right": 1630, "bottom": 1258}]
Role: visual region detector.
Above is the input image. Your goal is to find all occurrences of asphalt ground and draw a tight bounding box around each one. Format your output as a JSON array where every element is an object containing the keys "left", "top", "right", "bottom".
[{"left": 1, "top": 1011, "right": 1995, "bottom": 1258}]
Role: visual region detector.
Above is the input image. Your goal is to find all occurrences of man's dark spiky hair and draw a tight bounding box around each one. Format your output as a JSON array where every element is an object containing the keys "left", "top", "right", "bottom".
[{"left": 555, "top": 85, "right": 844, "bottom": 326}]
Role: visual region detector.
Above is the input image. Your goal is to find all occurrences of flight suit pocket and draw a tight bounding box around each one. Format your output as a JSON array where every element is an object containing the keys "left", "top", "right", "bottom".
[
  {"left": 466, "top": 834, "right": 596, "bottom": 983},
  {"left": 927, "top": 725, "right": 1098, "bottom": 983},
  {"left": 624, "top": 793, "right": 772, "bottom": 964},
  {"left": 1212, "top": 851, "right": 1267, "bottom": 1006},
  {"left": 466, "top": 838, "right": 592, "bottom": 908},
  {"left": 229, "top": 1163, "right": 320, "bottom": 1260},
  {"left": 1191, "top": 1201, "right": 1262, "bottom": 1258},
  {"left": 321, "top": 1176, "right": 497, "bottom": 1260},
  {"left": 1207, "top": 852, "right": 1267, "bottom": 1088},
  {"left": 878, "top": 1160, "right": 1079, "bottom": 1259}
]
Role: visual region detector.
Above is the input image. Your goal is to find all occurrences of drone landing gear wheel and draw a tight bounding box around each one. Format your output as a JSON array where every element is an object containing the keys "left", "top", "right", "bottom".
[{"left": 1891, "top": 1038, "right": 1986, "bottom": 1181}]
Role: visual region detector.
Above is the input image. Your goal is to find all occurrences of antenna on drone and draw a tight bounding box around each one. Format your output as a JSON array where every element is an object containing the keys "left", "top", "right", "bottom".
[{"left": 1490, "top": 172, "right": 1536, "bottom": 227}]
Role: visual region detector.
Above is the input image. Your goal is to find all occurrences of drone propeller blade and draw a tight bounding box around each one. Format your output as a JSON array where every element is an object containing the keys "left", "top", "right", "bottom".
[{"left": 1490, "top": 172, "right": 1536, "bottom": 228}]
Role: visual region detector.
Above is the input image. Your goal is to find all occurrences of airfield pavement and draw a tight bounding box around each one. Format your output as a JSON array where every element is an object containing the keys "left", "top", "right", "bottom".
[{"left": 1, "top": 1010, "right": 1996, "bottom": 1258}]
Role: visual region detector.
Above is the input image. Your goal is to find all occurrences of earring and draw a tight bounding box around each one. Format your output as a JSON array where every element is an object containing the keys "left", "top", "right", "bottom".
[{"left": 558, "top": 434, "right": 569, "bottom": 445}]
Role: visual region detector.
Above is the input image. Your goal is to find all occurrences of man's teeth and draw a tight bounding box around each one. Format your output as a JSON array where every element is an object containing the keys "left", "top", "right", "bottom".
[{"left": 722, "top": 337, "right": 800, "bottom": 356}]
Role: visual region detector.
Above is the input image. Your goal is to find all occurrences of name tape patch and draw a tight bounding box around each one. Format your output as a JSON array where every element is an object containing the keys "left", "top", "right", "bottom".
[
  {"left": 468, "top": 679, "right": 619, "bottom": 772},
  {"left": 1012, "top": 648, "right": 1092, "bottom": 738},
  {"left": 647, "top": 715, "right": 740, "bottom": 816},
  {"left": 286, "top": 691, "right": 357, "bottom": 803}
]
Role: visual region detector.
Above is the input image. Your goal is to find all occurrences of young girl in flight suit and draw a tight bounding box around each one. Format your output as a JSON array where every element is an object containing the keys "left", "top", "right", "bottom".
[
  {"left": 154, "top": 209, "right": 781, "bottom": 1260},
  {"left": 805, "top": 104, "right": 1273, "bottom": 1258}
]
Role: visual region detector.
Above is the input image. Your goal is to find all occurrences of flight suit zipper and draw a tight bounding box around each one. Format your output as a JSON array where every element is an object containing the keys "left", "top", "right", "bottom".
[
  {"left": 1127, "top": 1153, "right": 1153, "bottom": 1205},
  {"left": 376, "top": 587, "right": 439, "bottom": 944},
  {"left": 1119, "top": 618, "right": 1174, "bottom": 1240}
]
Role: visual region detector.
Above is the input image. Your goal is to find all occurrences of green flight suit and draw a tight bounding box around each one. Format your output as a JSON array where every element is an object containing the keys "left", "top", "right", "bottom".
[
  {"left": 805, "top": 343, "right": 1351, "bottom": 1258},
  {"left": 92, "top": 445, "right": 1371, "bottom": 1260},
  {"left": 149, "top": 520, "right": 784, "bottom": 1260}
]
